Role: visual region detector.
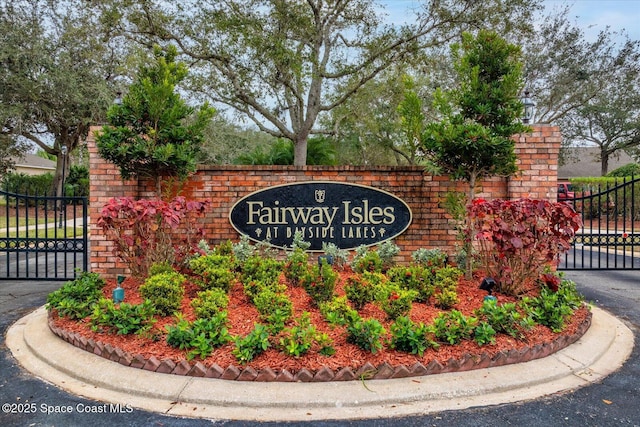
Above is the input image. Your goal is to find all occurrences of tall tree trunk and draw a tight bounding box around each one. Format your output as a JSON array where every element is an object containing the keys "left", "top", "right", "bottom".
[
  {"left": 601, "top": 151, "right": 609, "bottom": 176},
  {"left": 293, "top": 135, "right": 308, "bottom": 166},
  {"left": 53, "top": 147, "right": 70, "bottom": 197}
]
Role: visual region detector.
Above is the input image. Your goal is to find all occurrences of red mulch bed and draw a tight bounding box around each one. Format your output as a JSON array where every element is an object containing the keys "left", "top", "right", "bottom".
[{"left": 50, "top": 269, "right": 590, "bottom": 374}]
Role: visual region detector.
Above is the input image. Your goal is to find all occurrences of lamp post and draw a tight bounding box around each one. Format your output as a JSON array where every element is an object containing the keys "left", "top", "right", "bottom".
[
  {"left": 521, "top": 90, "right": 536, "bottom": 124},
  {"left": 58, "top": 145, "right": 68, "bottom": 229}
]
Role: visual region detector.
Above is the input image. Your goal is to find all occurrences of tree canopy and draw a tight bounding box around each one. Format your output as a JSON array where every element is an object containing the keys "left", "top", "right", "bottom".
[
  {"left": 420, "top": 30, "right": 528, "bottom": 276},
  {"left": 0, "top": 0, "right": 120, "bottom": 195},
  {"left": 521, "top": 6, "right": 640, "bottom": 173},
  {"left": 96, "top": 46, "right": 215, "bottom": 195},
  {"left": 561, "top": 71, "right": 640, "bottom": 175},
  {"left": 422, "top": 30, "right": 528, "bottom": 201},
  {"left": 98, "top": 0, "right": 537, "bottom": 166},
  {"left": 3, "top": 0, "right": 638, "bottom": 177}
]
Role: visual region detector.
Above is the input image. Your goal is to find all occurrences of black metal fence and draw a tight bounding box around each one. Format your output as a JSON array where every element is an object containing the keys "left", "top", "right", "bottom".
[
  {"left": 0, "top": 189, "right": 88, "bottom": 280},
  {"left": 559, "top": 176, "right": 640, "bottom": 270}
]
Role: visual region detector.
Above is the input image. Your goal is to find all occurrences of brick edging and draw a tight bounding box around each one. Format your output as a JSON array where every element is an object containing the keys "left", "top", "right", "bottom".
[{"left": 47, "top": 310, "right": 592, "bottom": 382}]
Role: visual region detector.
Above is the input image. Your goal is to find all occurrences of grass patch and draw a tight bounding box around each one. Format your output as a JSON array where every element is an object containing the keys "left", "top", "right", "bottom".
[
  {"left": 0, "top": 227, "right": 84, "bottom": 240},
  {"left": 0, "top": 216, "right": 50, "bottom": 229}
]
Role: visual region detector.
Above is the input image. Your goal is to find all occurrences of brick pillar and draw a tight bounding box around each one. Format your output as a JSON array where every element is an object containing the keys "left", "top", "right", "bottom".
[
  {"left": 509, "top": 124, "right": 561, "bottom": 200},
  {"left": 87, "top": 126, "right": 138, "bottom": 277}
]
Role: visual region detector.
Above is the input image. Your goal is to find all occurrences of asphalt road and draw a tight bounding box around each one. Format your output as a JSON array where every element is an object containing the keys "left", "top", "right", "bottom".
[{"left": 0, "top": 269, "right": 638, "bottom": 427}]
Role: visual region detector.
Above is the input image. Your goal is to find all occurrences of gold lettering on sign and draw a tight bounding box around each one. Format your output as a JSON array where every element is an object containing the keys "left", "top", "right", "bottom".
[
  {"left": 248, "top": 200, "right": 395, "bottom": 227},
  {"left": 342, "top": 200, "right": 395, "bottom": 225},
  {"left": 246, "top": 201, "right": 340, "bottom": 227},
  {"left": 229, "top": 181, "right": 412, "bottom": 251}
]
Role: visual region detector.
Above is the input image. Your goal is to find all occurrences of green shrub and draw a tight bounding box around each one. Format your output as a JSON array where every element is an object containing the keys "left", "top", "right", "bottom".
[
  {"left": 321, "top": 242, "right": 349, "bottom": 269},
  {"left": 433, "top": 266, "right": 461, "bottom": 309},
  {"left": 189, "top": 254, "right": 234, "bottom": 271},
  {"left": 376, "top": 240, "right": 400, "bottom": 271},
  {"left": 46, "top": 272, "right": 106, "bottom": 320},
  {"left": 606, "top": 163, "right": 640, "bottom": 177},
  {"left": 434, "top": 287, "right": 459, "bottom": 309},
  {"left": 212, "top": 240, "right": 234, "bottom": 256},
  {"left": 197, "top": 239, "right": 213, "bottom": 255},
  {"left": 148, "top": 261, "right": 175, "bottom": 276},
  {"left": 389, "top": 316, "right": 439, "bottom": 356},
  {"left": 346, "top": 318, "right": 386, "bottom": 354},
  {"left": 65, "top": 165, "right": 90, "bottom": 199},
  {"left": 242, "top": 280, "right": 263, "bottom": 303},
  {"left": 233, "top": 323, "right": 271, "bottom": 364},
  {"left": 431, "top": 310, "right": 477, "bottom": 345},
  {"left": 232, "top": 235, "right": 255, "bottom": 263},
  {"left": 90, "top": 298, "right": 156, "bottom": 336},
  {"left": 387, "top": 265, "right": 435, "bottom": 303},
  {"left": 192, "top": 313, "right": 231, "bottom": 348},
  {"left": 352, "top": 250, "right": 383, "bottom": 273},
  {"left": 300, "top": 260, "right": 337, "bottom": 305},
  {"left": 242, "top": 278, "right": 287, "bottom": 303},
  {"left": 239, "top": 256, "right": 283, "bottom": 284},
  {"left": 290, "top": 230, "right": 311, "bottom": 250},
  {"left": 376, "top": 285, "right": 417, "bottom": 320},
  {"left": 165, "top": 317, "right": 195, "bottom": 350},
  {"left": 139, "top": 271, "right": 186, "bottom": 316},
  {"left": 473, "top": 321, "right": 497, "bottom": 346},
  {"left": 520, "top": 280, "right": 584, "bottom": 332},
  {"left": 283, "top": 248, "right": 309, "bottom": 286},
  {"left": 344, "top": 274, "right": 377, "bottom": 310},
  {"left": 361, "top": 271, "right": 388, "bottom": 287},
  {"left": 192, "top": 314, "right": 231, "bottom": 350},
  {"left": 191, "top": 288, "right": 229, "bottom": 319},
  {"left": 165, "top": 312, "right": 231, "bottom": 360},
  {"left": 475, "top": 299, "right": 532, "bottom": 339},
  {"left": 2, "top": 172, "right": 54, "bottom": 199},
  {"left": 277, "top": 312, "right": 334, "bottom": 357},
  {"left": 189, "top": 254, "right": 236, "bottom": 291},
  {"left": 411, "top": 248, "right": 447, "bottom": 268},
  {"left": 319, "top": 296, "right": 359, "bottom": 326},
  {"left": 435, "top": 266, "right": 463, "bottom": 283},
  {"left": 253, "top": 288, "right": 293, "bottom": 332}
]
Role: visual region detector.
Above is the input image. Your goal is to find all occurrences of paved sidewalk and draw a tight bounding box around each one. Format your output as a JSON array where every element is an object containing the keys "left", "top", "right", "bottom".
[{"left": 6, "top": 305, "right": 634, "bottom": 422}]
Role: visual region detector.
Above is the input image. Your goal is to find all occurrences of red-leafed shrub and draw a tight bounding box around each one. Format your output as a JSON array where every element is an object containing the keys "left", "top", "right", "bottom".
[
  {"left": 470, "top": 198, "right": 582, "bottom": 295},
  {"left": 98, "top": 196, "right": 209, "bottom": 277}
]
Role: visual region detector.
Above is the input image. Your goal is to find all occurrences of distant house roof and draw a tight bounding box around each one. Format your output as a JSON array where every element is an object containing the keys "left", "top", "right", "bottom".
[
  {"left": 558, "top": 147, "right": 635, "bottom": 178},
  {"left": 10, "top": 153, "right": 56, "bottom": 175}
]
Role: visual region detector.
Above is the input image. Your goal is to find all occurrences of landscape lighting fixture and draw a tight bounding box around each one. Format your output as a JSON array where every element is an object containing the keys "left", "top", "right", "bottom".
[
  {"left": 521, "top": 90, "right": 536, "bottom": 124},
  {"left": 318, "top": 255, "right": 334, "bottom": 266},
  {"left": 479, "top": 277, "right": 497, "bottom": 295},
  {"left": 113, "top": 91, "right": 123, "bottom": 105},
  {"left": 113, "top": 275, "right": 125, "bottom": 303}
]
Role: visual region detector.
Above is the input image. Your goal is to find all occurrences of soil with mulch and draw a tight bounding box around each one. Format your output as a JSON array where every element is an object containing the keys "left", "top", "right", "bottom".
[{"left": 49, "top": 269, "right": 590, "bottom": 376}]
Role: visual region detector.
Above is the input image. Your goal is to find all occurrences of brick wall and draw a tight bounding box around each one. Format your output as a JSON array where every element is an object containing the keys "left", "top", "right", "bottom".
[{"left": 88, "top": 124, "right": 560, "bottom": 278}]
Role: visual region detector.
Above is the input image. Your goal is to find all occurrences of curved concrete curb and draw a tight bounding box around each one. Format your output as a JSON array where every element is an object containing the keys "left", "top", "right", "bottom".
[{"left": 5, "top": 306, "right": 634, "bottom": 422}]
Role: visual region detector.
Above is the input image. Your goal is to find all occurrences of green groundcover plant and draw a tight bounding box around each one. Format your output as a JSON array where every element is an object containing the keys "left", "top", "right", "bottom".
[{"left": 47, "top": 234, "right": 586, "bottom": 366}]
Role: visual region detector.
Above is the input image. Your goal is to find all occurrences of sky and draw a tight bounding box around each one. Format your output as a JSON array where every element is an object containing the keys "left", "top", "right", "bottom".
[
  {"left": 379, "top": 0, "right": 640, "bottom": 42},
  {"left": 545, "top": 0, "right": 640, "bottom": 41}
]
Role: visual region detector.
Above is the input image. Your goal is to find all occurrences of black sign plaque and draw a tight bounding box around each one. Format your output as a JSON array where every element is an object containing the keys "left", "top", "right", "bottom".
[{"left": 229, "top": 181, "right": 412, "bottom": 251}]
